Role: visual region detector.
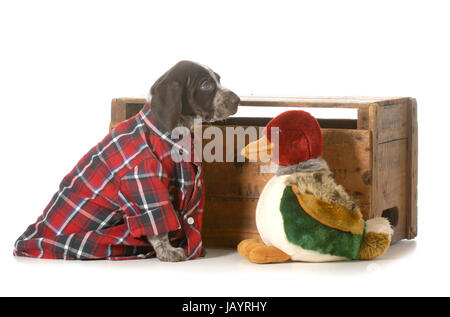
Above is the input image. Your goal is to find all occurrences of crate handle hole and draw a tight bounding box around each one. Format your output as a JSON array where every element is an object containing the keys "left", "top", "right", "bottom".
[{"left": 382, "top": 207, "right": 399, "bottom": 227}]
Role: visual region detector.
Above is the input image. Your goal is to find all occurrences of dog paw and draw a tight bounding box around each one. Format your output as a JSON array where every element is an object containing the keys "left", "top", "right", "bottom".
[{"left": 156, "top": 247, "right": 187, "bottom": 262}]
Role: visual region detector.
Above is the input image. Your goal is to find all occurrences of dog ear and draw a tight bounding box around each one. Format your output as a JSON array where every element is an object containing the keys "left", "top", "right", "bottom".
[{"left": 150, "top": 69, "right": 184, "bottom": 132}]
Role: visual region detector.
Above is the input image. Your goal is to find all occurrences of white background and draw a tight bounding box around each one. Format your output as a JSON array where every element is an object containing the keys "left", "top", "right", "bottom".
[{"left": 0, "top": 0, "right": 449, "bottom": 297}]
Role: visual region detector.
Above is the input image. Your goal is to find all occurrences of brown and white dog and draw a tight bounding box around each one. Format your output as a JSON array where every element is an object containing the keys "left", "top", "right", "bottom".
[{"left": 147, "top": 61, "right": 239, "bottom": 261}]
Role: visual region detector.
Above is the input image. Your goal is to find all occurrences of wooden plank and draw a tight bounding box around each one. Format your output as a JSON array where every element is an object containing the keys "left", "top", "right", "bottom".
[
  {"left": 213, "top": 117, "right": 358, "bottom": 130},
  {"left": 322, "top": 129, "right": 372, "bottom": 219},
  {"left": 369, "top": 104, "right": 379, "bottom": 221},
  {"left": 110, "top": 98, "right": 146, "bottom": 130},
  {"left": 357, "top": 108, "right": 370, "bottom": 130},
  {"left": 239, "top": 96, "right": 412, "bottom": 109},
  {"left": 377, "top": 139, "right": 408, "bottom": 243},
  {"left": 377, "top": 102, "right": 408, "bottom": 143},
  {"left": 369, "top": 100, "right": 414, "bottom": 243},
  {"left": 202, "top": 199, "right": 261, "bottom": 247},
  {"left": 110, "top": 98, "right": 126, "bottom": 130},
  {"left": 406, "top": 98, "right": 418, "bottom": 239}
]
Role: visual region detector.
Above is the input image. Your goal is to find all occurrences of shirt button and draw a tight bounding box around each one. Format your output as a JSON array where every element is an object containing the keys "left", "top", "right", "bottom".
[
  {"left": 197, "top": 179, "right": 202, "bottom": 187},
  {"left": 187, "top": 217, "right": 194, "bottom": 225}
]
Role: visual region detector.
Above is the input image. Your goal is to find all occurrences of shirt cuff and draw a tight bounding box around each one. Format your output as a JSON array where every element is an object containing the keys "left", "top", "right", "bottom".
[{"left": 126, "top": 203, "right": 181, "bottom": 238}]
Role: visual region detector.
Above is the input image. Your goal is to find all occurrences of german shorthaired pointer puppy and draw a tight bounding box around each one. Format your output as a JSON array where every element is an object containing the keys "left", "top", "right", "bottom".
[
  {"left": 146, "top": 61, "right": 240, "bottom": 261},
  {"left": 14, "top": 61, "right": 240, "bottom": 262}
]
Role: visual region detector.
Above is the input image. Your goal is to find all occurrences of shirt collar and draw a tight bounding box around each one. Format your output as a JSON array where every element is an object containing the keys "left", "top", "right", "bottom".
[
  {"left": 139, "top": 101, "right": 189, "bottom": 145},
  {"left": 140, "top": 102, "right": 201, "bottom": 164}
]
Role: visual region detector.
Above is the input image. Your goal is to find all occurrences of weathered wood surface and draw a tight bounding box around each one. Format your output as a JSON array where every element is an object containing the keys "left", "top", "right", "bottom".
[
  {"left": 109, "top": 97, "right": 412, "bottom": 126},
  {"left": 110, "top": 98, "right": 146, "bottom": 130},
  {"left": 239, "top": 96, "right": 412, "bottom": 109},
  {"left": 376, "top": 102, "right": 408, "bottom": 143},
  {"left": 367, "top": 98, "right": 418, "bottom": 243},
  {"left": 407, "top": 98, "right": 418, "bottom": 239},
  {"left": 377, "top": 139, "right": 408, "bottom": 242}
]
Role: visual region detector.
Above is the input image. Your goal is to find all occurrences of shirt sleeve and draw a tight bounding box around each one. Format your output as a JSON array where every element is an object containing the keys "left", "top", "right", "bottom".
[{"left": 120, "top": 157, "right": 181, "bottom": 238}]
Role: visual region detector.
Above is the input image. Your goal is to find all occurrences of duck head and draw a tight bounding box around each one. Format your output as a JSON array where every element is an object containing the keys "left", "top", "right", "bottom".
[{"left": 241, "top": 110, "right": 323, "bottom": 167}]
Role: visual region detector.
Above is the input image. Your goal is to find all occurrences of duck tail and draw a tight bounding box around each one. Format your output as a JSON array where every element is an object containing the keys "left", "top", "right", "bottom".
[{"left": 359, "top": 217, "right": 394, "bottom": 260}]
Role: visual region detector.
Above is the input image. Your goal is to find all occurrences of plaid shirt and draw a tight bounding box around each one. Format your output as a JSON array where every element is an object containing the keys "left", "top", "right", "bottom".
[{"left": 14, "top": 102, "right": 205, "bottom": 260}]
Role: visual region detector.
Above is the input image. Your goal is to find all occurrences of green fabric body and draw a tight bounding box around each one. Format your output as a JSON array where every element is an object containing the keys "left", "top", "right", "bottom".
[{"left": 279, "top": 186, "right": 364, "bottom": 260}]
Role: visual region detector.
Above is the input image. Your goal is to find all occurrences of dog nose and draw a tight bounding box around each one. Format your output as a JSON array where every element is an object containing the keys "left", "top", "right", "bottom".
[{"left": 230, "top": 93, "right": 240, "bottom": 106}]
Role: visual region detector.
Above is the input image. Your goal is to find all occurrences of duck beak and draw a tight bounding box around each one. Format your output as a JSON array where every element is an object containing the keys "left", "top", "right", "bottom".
[{"left": 241, "top": 135, "right": 273, "bottom": 161}]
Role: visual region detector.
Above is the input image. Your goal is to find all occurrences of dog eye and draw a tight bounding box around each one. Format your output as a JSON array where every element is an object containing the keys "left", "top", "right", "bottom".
[{"left": 200, "top": 80, "right": 213, "bottom": 90}]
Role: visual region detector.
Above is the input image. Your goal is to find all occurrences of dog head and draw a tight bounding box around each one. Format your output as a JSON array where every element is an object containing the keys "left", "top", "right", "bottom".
[{"left": 149, "top": 60, "right": 240, "bottom": 131}]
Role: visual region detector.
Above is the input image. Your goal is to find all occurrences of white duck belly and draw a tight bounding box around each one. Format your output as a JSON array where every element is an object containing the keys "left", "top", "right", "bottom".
[{"left": 256, "top": 175, "right": 347, "bottom": 262}]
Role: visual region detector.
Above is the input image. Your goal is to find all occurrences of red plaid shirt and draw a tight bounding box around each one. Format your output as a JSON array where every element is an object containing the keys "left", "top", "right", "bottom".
[{"left": 14, "top": 102, "right": 205, "bottom": 260}]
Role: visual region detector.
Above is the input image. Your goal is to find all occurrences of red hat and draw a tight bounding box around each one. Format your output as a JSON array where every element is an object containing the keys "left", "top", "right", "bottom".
[{"left": 263, "top": 110, "right": 323, "bottom": 166}]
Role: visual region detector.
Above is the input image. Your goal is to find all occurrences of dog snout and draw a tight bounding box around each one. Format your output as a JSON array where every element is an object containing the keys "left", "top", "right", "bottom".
[
  {"left": 228, "top": 91, "right": 240, "bottom": 114},
  {"left": 230, "top": 92, "right": 240, "bottom": 106}
]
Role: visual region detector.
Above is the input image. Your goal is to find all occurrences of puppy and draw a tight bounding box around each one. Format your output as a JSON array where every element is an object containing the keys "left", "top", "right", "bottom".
[
  {"left": 14, "top": 61, "right": 239, "bottom": 261},
  {"left": 147, "top": 61, "right": 240, "bottom": 260}
]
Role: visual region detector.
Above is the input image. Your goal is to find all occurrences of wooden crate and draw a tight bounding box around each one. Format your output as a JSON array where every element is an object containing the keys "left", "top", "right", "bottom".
[{"left": 110, "top": 96, "right": 418, "bottom": 246}]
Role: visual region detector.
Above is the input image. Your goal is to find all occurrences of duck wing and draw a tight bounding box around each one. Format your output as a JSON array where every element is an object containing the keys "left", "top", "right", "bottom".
[{"left": 291, "top": 185, "right": 365, "bottom": 235}]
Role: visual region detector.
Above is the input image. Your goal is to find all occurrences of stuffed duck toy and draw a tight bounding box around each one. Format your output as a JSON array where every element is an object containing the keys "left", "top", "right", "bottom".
[{"left": 238, "top": 110, "right": 393, "bottom": 264}]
